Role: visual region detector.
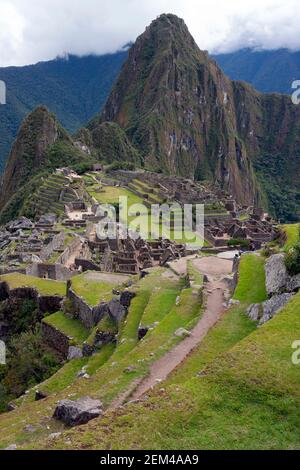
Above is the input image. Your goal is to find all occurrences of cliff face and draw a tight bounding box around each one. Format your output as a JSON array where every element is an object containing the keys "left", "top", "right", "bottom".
[
  {"left": 0, "top": 106, "right": 69, "bottom": 210},
  {"left": 100, "top": 14, "right": 300, "bottom": 211}
]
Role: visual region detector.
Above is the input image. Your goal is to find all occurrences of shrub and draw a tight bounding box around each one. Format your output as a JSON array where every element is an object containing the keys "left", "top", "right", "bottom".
[
  {"left": 106, "top": 161, "right": 136, "bottom": 171},
  {"left": 0, "top": 327, "right": 61, "bottom": 410},
  {"left": 285, "top": 242, "right": 300, "bottom": 276}
]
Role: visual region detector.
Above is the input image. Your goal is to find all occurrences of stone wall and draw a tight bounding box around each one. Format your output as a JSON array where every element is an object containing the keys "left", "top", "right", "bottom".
[
  {"left": 41, "top": 321, "right": 70, "bottom": 357},
  {"left": 40, "top": 232, "right": 65, "bottom": 261},
  {"left": 57, "top": 236, "right": 82, "bottom": 266},
  {"left": 67, "top": 288, "right": 100, "bottom": 329},
  {"left": 0, "top": 282, "right": 64, "bottom": 315},
  {"left": 26, "top": 262, "right": 74, "bottom": 281}
]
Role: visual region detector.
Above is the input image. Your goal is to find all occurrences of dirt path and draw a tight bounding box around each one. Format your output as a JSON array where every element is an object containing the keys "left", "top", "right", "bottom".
[{"left": 130, "top": 256, "right": 232, "bottom": 400}]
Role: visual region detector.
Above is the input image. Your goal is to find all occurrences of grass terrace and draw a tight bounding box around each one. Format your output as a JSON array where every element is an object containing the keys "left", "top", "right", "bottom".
[
  {"left": 38, "top": 260, "right": 300, "bottom": 450},
  {"left": 87, "top": 185, "right": 144, "bottom": 207},
  {"left": 43, "top": 311, "right": 90, "bottom": 345},
  {"left": 233, "top": 254, "right": 267, "bottom": 304},
  {"left": 0, "top": 273, "right": 66, "bottom": 297},
  {"left": 70, "top": 272, "right": 131, "bottom": 306},
  {"left": 282, "top": 224, "right": 300, "bottom": 251}
]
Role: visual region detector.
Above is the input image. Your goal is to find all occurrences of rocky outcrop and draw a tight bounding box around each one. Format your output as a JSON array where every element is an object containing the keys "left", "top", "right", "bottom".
[
  {"left": 265, "top": 253, "right": 300, "bottom": 295},
  {"left": 247, "top": 293, "right": 294, "bottom": 325},
  {"left": 247, "top": 253, "right": 300, "bottom": 325},
  {"left": 108, "top": 299, "right": 126, "bottom": 325},
  {"left": 265, "top": 254, "right": 289, "bottom": 296},
  {"left": 53, "top": 397, "right": 103, "bottom": 427}
]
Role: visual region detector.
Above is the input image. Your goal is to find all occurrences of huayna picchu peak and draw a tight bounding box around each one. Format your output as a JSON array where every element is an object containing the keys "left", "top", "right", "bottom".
[{"left": 91, "top": 13, "right": 300, "bottom": 220}]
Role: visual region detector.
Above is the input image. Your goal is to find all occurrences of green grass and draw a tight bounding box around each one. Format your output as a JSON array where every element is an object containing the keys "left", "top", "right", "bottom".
[
  {"left": 70, "top": 272, "right": 128, "bottom": 306},
  {"left": 0, "top": 273, "right": 66, "bottom": 297},
  {"left": 43, "top": 291, "right": 300, "bottom": 450},
  {"left": 0, "top": 268, "right": 203, "bottom": 450},
  {"left": 43, "top": 311, "right": 90, "bottom": 344},
  {"left": 233, "top": 254, "right": 267, "bottom": 304},
  {"left": 88, "top": 185, "right": 144, "bottom": 206},
  {"left": 282, "top": 224, "right": 299, "bottom": 251}
]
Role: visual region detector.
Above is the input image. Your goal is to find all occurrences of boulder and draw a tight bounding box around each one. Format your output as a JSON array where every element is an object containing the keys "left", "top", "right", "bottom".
[
  {"left": 108, "top": 299, "right": 126, "bottom": 324},
  {"left": 260, "top": 293, "right": 294, "bottom": 325},
  {"left": 120, "top": 290, "right": 136, "bottom": 309},
  {"left": 247, "top": 304, "right": 263, "bottom": 322},
  {"left": 265, "top": 254, "right": 289, "bottom": 296},
  {"left": 174, "top": 328, "right": 191, "bottom": 338},
  {"left": 247, "top": 293, "right": 294, "bottom": 325},
  {"left": 35, "top": 390, "right": 48, "bottom": 401},
  {"left": 67, "top": 346, "right": 83, "bottom": 361},
  {"left": 53, "top": 396, "right": 103, "bottom": 427}
]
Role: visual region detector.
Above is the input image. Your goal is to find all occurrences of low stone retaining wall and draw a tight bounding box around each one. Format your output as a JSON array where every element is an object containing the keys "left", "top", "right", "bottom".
[
  {"left": 0, "top": 281, "right": 63, "bottom": 314},
  {"left": 41, "top": 321, "right": 70, "bottom": 357},
  {"left": 67, "top": 288, "right": 107, "bottom": 329},
  {"left": 66, "top": 284, "right": 136, "bottom": 330}
]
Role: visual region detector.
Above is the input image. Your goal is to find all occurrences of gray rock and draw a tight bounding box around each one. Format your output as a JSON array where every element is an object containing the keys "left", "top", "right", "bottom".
[
  {"left": 247, "top": 303, "right": 263, "bottom": 322},
  {"left": 287, "top": 273, "right": 300, "bottom": 293},
  {"left": 67, "top": 346, "right": 83, "bottom": 361},
  {"left": 82, "top": 343, "right": 94, "bottom": 357},
  {"left": 120, "top": 290, "right": 136, "bottom": 308},
  {"left": 35, "top": 390, "right": 48, "bottom": 401},
  {"left": 174, "top": 328, "right": 191, "bottom": 338},
  {"left": 49, "top": 432, "right": 62, "bottom": 440},
  {"left": 7, "top": 217, "right": 33, "bottom": 232},
  {"left": 24, "top": 424, "right": 37, "bottom": 433},
  {"left": 124, "top": 366, "right": 137, "bottom": 373},
  {"left": 5, "top": 444, "right": 17, "bottom": 450},
  {"left": 265, "top": 254, "right": 289, "bottom": 296},
  {"left": 260, "top": 293, "right": 294, "bottom": 325},
  {"left": 53, "top": 396, "right": 103, "bottom": 427},
  {"left": 108, "top": 299, "right": 126, "bottom": 324}
]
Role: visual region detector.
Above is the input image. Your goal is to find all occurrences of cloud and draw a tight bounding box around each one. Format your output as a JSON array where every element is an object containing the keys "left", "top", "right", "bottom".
[{"left": 0, "top": 0, "right": 300, "bottom": 67}]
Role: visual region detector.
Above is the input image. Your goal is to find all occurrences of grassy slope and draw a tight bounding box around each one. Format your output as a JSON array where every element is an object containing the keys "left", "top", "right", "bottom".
[
  {"left": 0, "top": 267, "right": 199, "bottom": 448},
  {"left": 0, "top": 273, "right": 66, "bottom": 297},
  {"left": 282, "top": 224, "right": 299, "bottom": 251},
  {"left": 233, "top": 254, "right": 267, "bottom": 304},
  {"left": 43, "top": 262, "right": 300, "bottom": 450}
]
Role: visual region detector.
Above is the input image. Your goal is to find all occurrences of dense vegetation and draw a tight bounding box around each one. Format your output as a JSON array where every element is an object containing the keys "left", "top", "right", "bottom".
[
  {"left": 0, "top": 53, "right": 128, "bottom": 172},
  {"left": 254, "top": 153, "right": 300, "bottom": 222},
  {"left": 0, "top": 328, "right": 60, "bottom": 412},
  {"left": 284, "top": 225, "right": 300, "bottom": 275},
  {"left": 214, "top": 48, "right": 300, "bottom": 94}
]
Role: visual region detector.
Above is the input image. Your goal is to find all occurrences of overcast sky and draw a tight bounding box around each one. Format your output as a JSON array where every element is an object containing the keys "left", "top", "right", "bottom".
[{"left": 0, "top": 0, "right": 300, "bottom": 67}]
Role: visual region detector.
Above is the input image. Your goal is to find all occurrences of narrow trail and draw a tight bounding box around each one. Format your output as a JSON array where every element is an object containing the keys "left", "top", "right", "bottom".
[{"left": 129, "top": 256, "right": 232, "bottom": 401}]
